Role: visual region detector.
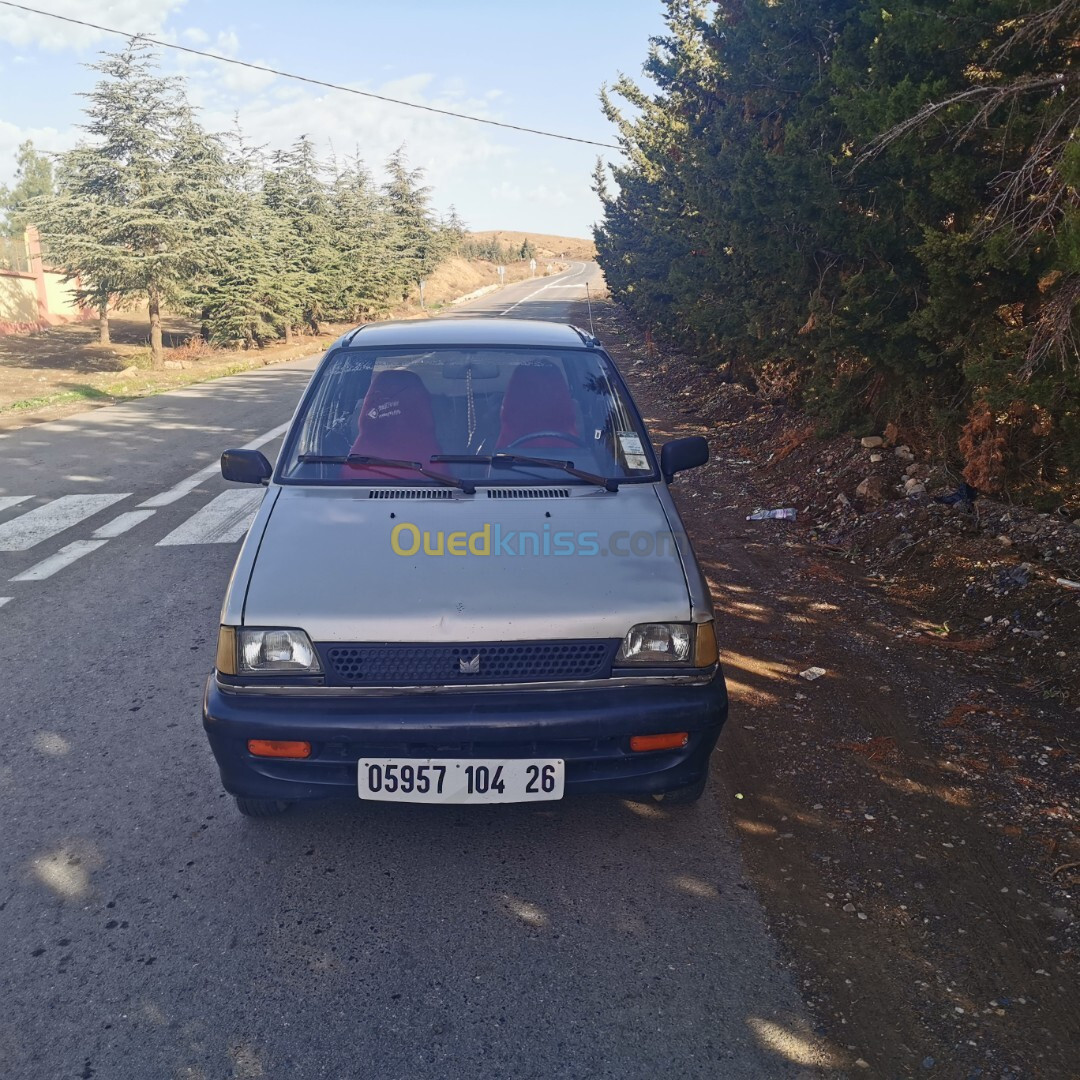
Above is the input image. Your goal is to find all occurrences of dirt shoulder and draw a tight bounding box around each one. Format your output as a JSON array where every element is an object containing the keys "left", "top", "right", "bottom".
[
  {"left": 597, "top": 300, "right": 1078, "bottom": 1078},
  {"left": 0, "top": 256, "right": 566, "bottom": 433},
  {"left": 0, "top": 316, "right": 339, "bottom": 433}
]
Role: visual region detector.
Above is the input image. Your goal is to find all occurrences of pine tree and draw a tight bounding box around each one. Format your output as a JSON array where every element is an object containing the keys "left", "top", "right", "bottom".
[
  {"left": 383, "top": 147, "right": 440, "bottom": 298},
  {"left": 442, "top": 206, "right": 467, "bottom": 253},
  {"left": 0, "top": 140, "right": 55, "bottom": 237},
  {"left": 35, "top": 42, "right": 228, "bottom": 366},
  {"left": 328, "top": 153, "right": 401, "bottom": 320},
  {"left": 25, "top": 48, "right": 463, "bottom": 357},
  {"left": 183, "top": 126, "right": 294, "bottom": 347},
  {"left": 263, "top": 136, "right": 338, "bottom": 333}
]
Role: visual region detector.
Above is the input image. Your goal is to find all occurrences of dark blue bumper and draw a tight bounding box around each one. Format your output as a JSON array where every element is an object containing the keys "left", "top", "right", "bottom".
[{"left": 202, "top": 671, "right": 728, "bottom": 802}]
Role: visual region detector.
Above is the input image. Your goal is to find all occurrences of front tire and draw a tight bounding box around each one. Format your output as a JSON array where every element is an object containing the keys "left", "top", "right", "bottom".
[
  {"left": 658, "top": 770, "right": 708, "bottom": 805},
  {"left": 234, "top": 796, "right": 290, "bottom": 818}
]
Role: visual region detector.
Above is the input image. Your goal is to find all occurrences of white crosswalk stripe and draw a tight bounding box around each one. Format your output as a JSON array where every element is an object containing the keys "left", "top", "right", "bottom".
[
  {"left": 0, "top": 489, "right": 262, "bottom": 594},
  {"left": 0, "top": 494, "right": 130, "bottom": 551},
  {"left": 10, "top": 540, "right": 109, "bottom": 582},
  {"left": 156, "top": 489, "right": 265, "bottom": 546},
  {"left": 92, "top": 510, "right": 157, "bottom": 539}
]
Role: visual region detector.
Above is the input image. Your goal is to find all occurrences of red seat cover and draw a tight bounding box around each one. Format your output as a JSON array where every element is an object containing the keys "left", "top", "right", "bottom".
[
  {"left": 345, "top": 369, "right": 441, "bottom": 479},
  {"left": 496, "top": 363, "right": 579, "bottom": 450}
]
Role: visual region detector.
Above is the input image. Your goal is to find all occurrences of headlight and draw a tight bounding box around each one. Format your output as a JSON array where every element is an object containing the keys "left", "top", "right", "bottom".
[
  {"left": 615, "top": 622, "right": 718, "bottom": 667},
  {"left": 217, "top": 627, "right": 322, "bottom": 675},
  {"left": 617, "top": 623, "right": 692, "bottom": 664}
]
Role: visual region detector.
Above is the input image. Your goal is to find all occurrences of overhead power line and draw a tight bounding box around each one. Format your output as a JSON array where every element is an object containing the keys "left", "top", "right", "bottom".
[{"left": 0, "top": 0, "right": 620, "bottom": 150}]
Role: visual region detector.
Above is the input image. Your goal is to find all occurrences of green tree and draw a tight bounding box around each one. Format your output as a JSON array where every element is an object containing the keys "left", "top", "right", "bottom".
[
  {"left": 0, "top": 140, "right": 54, "bottom": 237},
  {"left": 327, "top": 153, "right": 402, "bottom": 320},
  {"left": 441, "top": 205, "right": 467, "bottom": 253},
  {"left": 263, "top": 136, "right": 339, "bottom": 334},
  {"left": 184, "top": 123, "right": 299, "bottom": 347},
  {"left": 35, "top": 42, "right": 228, "bottom": 365},
  {"left": 595, "top": 0, "right": 1080, "bottom": 487},
  {"left": 383, "top": 147, "right": 442, "bottom": 298}
]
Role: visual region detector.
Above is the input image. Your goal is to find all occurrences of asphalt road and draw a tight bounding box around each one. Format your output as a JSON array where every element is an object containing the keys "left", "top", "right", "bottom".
[{"left": 0, "top": 263, "right": 831, "bottom": 1079}]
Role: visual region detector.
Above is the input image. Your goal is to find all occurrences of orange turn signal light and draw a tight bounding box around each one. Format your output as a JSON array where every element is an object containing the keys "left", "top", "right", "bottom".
[
  {"left": 247, "top": 739, "right": 311, "bottom": 759},
  {"left": 630, "top": 732, "right": 689, "bottom": 752}
]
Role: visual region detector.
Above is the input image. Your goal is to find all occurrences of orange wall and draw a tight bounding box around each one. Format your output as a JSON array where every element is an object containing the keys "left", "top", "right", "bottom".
[{"left": 0, "top": 227, "right": 92, "bottom": 334}]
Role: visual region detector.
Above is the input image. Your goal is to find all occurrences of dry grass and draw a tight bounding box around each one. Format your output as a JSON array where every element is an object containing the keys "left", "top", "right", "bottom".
[
  {"left": 395, "top": 256, "right": 561, "bottom": 314},
  {"left": 0, "top": 249, "right": 584, "bottom": 427},
  {"left": 467, "top": 230, "right": 596, "bottom": 261}
]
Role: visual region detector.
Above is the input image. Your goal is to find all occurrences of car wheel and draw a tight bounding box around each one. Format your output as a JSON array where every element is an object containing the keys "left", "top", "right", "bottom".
[
  {"left": 658, "top": 770, "right": 708, "bottom": 805},
  {"left": 234, "top": 796, "right": 291, "bottom": 818}
]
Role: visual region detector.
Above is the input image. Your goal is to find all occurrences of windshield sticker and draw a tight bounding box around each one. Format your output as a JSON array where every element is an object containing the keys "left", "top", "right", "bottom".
[{"left": 617, "top": 432, "right": 649, "bottom": 470}]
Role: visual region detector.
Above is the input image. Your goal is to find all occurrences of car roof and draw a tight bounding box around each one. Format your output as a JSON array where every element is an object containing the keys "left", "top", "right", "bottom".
[{"left": 329, "top": 318, "right": 600, "bottom": 351}]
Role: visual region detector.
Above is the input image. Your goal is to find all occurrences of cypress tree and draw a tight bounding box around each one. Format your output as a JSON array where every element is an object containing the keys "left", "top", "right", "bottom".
[{"left": 595, "top": 0, "right": 1079, "bottom": 485}]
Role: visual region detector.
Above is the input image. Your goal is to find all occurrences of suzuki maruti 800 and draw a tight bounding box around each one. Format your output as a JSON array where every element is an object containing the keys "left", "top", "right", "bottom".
[{"left": 203, "top": 318, "right": 727, "bottom": 816}]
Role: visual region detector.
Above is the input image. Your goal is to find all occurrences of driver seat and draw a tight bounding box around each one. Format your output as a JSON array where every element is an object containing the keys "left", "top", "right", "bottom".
[{"left": 496, "top": 363, "right": 579, "bottom": 451}]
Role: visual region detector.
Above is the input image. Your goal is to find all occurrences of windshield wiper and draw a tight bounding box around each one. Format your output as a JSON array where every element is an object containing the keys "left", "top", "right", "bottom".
[
  {"left": 297, "top": 454, "right": 475, "bottom": 493},
  {"left": 432, "top": 453, "right": 619, "bottom": 491}
]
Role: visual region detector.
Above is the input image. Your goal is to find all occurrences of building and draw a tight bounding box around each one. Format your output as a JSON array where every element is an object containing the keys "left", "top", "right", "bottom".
[{"left": 0, "top": 226, "right": 92, "bottom": 334}]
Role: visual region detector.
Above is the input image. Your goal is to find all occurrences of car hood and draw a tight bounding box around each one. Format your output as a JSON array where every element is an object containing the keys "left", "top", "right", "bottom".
[{"left": 241, "top": 484, "right": 690, "bottom": 642}]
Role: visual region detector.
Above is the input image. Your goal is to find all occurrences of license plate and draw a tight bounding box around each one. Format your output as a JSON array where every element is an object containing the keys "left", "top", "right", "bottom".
[{"left": 357, "top": 758, "right": 564, "bottom": 804}]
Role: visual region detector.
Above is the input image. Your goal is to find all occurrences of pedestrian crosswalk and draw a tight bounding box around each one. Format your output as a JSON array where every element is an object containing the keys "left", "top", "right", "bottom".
[
  {"left": 157, "top": 489, "right": 265, "bottom": 546},
  {"left": 0, "top": 419, "right": 290, "bottom": 605},
  {"left": 0, "top": 494, "right": 130, "bottom": 551},
  {"left": 0, "top": 488, "right": 267, "bottom": 594}
]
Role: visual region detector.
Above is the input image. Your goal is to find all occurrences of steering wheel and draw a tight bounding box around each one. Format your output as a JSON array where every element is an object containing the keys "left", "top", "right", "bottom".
[{"left": 502, "top": 431, "right": 590, "bottom": 451}]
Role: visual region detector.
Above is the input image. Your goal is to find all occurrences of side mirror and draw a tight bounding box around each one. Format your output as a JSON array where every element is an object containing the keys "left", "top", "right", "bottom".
[
  {"left": 221, "top": 449, "right": 272, "bottom": 485},
  {"left": 660, "top": 436, "right": 709, "bottom": 483}
]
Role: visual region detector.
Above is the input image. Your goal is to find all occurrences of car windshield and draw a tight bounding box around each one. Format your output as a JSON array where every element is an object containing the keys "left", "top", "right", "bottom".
[{"left": 278, "top": 345, "right": 657, "bottom": 485}]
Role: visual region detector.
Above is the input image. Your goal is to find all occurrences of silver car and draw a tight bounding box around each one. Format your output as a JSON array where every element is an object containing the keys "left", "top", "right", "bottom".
[{"left": 203, "top": 318, "right": 727, "bottom": 816}]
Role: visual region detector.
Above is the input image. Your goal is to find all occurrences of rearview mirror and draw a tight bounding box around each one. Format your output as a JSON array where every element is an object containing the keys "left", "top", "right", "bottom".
[
  {"left": 660, "top": 436, "right": 709, "bottom": 483},
  {"left": 443, "top": 361, "right": 501, "bottom": 380},
  {"left": 221, "top": 449, "right": 272, "bottom": 485}
]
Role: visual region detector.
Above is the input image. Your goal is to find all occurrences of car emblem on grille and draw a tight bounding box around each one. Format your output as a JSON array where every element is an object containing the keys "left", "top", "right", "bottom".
[{"left": 458, "top": 654, "right": 480, "bottom": 674}]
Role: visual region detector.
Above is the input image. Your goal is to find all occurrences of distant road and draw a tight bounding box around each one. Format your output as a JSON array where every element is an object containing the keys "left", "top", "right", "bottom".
[
  {"left": 0, "top": 261, "right": 826, "bottom": 1079},
  {"left": 444, "top": 259, "right": 603, "bottom": 321}
]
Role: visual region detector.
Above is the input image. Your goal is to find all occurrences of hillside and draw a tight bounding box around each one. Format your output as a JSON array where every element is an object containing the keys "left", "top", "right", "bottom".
[{"left": 466, "top": 230, "right": 595, "bottom": 262}]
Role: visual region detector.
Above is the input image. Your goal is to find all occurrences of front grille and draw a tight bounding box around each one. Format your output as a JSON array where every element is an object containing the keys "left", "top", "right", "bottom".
[{"left": 319, "top": 639, "right": 619, "bottom": 686}]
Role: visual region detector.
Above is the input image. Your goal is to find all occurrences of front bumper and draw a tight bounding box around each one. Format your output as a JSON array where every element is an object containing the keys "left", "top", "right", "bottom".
[{"left": 202, "top": 671, "right": 729, "bottom": 802}]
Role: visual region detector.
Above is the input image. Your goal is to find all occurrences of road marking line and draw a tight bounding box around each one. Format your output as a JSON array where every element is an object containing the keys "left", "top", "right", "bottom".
[
  {"left": 0, "top": 597, "right": 11, "bottom": 608},
  {"left": 92, "top": 509, "right": 157, "bottom": 538},
  {"left": 139, "top": 421, "right": 290, "bottom": 508},
  {"left": 499, "top": 263, "right": 586, "bottom": 316},
  {"left": 137, "top": 461, "right": 221, "bottom": 509},
  {"left": 10, "top": 540, "right": 108, "bottom": 582},
  {"left": 0, "top": 496, "right": 32, "bottom": 514},
  {"left": 0, "top": 494, "right": 129, "bottom": 551},
  {"left": 156, "top": 489, "right": 265, "bottom": 546}
]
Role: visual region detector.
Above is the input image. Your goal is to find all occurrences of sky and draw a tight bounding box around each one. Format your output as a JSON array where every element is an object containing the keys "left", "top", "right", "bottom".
[{"left": 0, "top": 0, "right": 668, "bottom": 238}]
